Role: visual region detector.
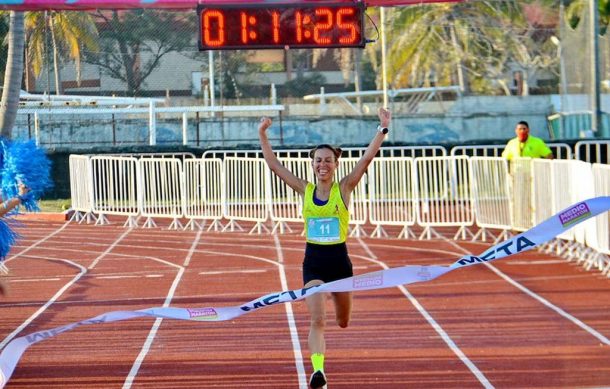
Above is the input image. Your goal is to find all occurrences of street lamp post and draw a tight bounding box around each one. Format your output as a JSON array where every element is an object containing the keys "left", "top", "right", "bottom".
[
  {"left": 590, "top": 0, "right": 602, "bottom": 133},
  {"left": 380, "top": 7, "right": 388, "bottom": 109}
]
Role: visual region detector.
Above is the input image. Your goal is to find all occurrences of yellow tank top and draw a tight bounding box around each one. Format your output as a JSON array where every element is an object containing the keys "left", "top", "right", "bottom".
[{"left": 303, "top": 182, "right": 349, "bottom": 244}]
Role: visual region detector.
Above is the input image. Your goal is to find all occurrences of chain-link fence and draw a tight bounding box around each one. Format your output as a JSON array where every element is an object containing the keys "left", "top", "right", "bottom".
[{"left": 4, "top": 3, "right": 608, "bottom": 148}]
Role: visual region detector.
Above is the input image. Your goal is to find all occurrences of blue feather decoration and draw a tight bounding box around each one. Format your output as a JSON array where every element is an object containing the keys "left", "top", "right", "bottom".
[
  {"left": 1, "top": 139, "right": 53, "bottom": 212},
  {"left": 0, "top": 218, "right": 19, "bottom": 262}
]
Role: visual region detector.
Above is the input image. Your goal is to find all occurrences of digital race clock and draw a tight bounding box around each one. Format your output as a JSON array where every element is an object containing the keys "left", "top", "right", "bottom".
[{"left": 197, "top": 3, "right": 366, "bottom": 50}]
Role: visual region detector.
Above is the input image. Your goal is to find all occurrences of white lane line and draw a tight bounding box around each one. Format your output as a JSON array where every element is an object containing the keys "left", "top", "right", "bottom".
[
  {"left": 97, "top": 275, "right": 141, "bottom": 280},
  {"left": 398, "top": 272, "right": 595, "bottom": 288},
  {"left": 199, "top": 269, "right": 267, "bottom": 275},
  {"left": 88, "top": 229, "right": 133, "bottom": 270},
  {"left": 0, "top": 290, "right": 273, "bottom": 309},
  {"left": 123, "top": 229, "right": 202, "bottom": 389},
  {"left": 95, "top": 272, "right": 166, "bottom": 279},
  {"left": 1, "top": 226, "right": 132, "bottom": 349},
  {"left": 273, "top": 234, "right": 307, "bottom": 389},
  {"left": 4, "top": 222, "right": 70, "bottom": 265},
  {"left": 9, "top": 278, "right": 61, "bottom": 283},
  {"left": 504, "top": 259, "right": 566, "bottom": 265},
  {"left": 356, "top": 237, "right": 494, "bottom": 389},
  {"left": 0, "top": 258, "right": 87, "bottom": 349},
  {"left": 441, "top": 238, "right": 610, "bottom": 346},
  {"left": 486, "top": 263, "right": 610, "bottom": 345}
]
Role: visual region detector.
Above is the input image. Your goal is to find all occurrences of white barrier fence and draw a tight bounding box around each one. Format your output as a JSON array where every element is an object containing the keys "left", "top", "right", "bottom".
[
  {"left": 415, "top": 156, "right": 473, "bottom": 240},
  {"left": 469, "top": 157, "right": 511, "bottom": 241},
  {"left": 183, "top": 158, "right": 223, "bottom": 231},
  {"left": 223, "top": 157, "right": 269, "bottom": 233},
  {"left": 68, "top": 155, "right": 95, "bottom": 223},
  {"left": 69, "top": 152, "right": 610, "bottom": 277},
  {"left": 139, "top": 158, "right": 184, "bottom": 229},
  {"left": 368, "top": 157, "right": 417, "bottom": 239}
]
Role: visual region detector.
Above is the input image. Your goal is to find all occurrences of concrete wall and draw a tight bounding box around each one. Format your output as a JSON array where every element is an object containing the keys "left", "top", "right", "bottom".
[{"left": 14, "top": 94, "right": 600, "bottom": 150}]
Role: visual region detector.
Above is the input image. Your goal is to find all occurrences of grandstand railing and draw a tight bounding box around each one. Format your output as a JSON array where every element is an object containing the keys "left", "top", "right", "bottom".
[
  {"left": 19, "top": 104, "right": 285, "bottom": 147},
  {"left": 69, "top": 151, "right": 610, "bottom": 278}
]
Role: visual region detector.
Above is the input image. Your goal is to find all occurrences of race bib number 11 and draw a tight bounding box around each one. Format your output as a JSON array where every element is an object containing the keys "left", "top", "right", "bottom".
[{"left": 307, "top": 217, "right": 340, "bottom": 243}]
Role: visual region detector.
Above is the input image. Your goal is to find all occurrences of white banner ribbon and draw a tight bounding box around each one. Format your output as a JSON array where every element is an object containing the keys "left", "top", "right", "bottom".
[{"left": 1, "top": 196, "right": 609, "bottom": 387}]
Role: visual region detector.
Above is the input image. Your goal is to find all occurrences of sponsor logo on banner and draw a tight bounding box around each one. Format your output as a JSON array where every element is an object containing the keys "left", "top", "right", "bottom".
[
  {"left": 187, "top": 308, "right": 218, "bottom": 321},
  {"left": 559, "top": 202, "right": 591, "bottom": 227},
  {"left": 239, "top": 284, "right": 322, "bottom": 312},
  {"left": 353, "top": 272, "right": 383, "bottom": 289},
  {"left": 456, "top": 236, "right": 536, "bottom": 266}
]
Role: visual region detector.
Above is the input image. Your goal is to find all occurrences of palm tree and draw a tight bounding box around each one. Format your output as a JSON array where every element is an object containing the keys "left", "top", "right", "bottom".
[
  {"left": 0, "top": 11, "right": 25, "bottom": 138},
  {"left": 25, "top": 11, "right": 98, "bottom": 95},
  {"left": 565, "top": 0, "right": 610, "bottom": 31},
  {"left": 365, "top": 1, "right": 558, "bottom": 95}
]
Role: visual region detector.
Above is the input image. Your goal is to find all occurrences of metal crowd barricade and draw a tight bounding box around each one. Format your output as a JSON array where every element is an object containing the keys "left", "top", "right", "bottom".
[
  {"left": 451, "top": 145, "right": 505, "bottom": 157},
  {"left": 377, "top": 145, "right": 447, "bottom": 158},
  {"left": 451, "top": 143, "right": 572, "bottom": 159},
  {"left": 368, "top": 157, "right": 417, "bottom": 238},
  {"left": 549, "top": 143, "right": 573, "bottom": 160},
  {"left": 592, "top": 164, "right": 610, "bottom": 276},
  {"left": 223, "top": 157, "right": 269, "bottom": 234},
  {"left": 508, "top": 158, "right": 534, "bottom": 231},
  {"left": 337, "top": 158, "right": 368, "bottom": 236},
  {"left": 69, "top": 155, "right": 96, "bottom": 223},
  {"left": 551, "top": 160, "right": 581, "bottom": 254},
  {"left": 90, "top": 156, "right": 140, "bottom": 226},
  {"left": 268, "top": 158, "right": 313, "bottom": 234},
  {"left": 568, "top": 161, "right": 597, "bottom": 265},
  {"left": 202, "top": 145, "right": 447, "bottom": 161},
  {"left": 575, "top": 140, "right": 610, "bottom": 164},
  {"left": 183, "top": 158, "right": 224, "bottom": 231},
  {"left": 530, "top": 160, "right": 557, "bottom": 253},
  {"left": 138, "top": 158, "right": 184, "bottom": 229},
  {"left": 67, "top": 150, "right": 610, "bottom": 279},
  {"left": 531, "top": 160, "right": 554, "bottom": 225},
  {"left": 534, "top": 160, "right": 594, "bottom": 263},
  {"left": 115, "top": 152, "right": 196, "bottom": 160},
  {"left": 468, "top": 157, "right": 511, "bottom": 242},
  {"left": 414, "top": 155, "right": 474, "bottom": 240}
]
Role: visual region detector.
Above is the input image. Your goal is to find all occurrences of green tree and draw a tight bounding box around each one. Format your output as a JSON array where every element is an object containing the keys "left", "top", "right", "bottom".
[
  {"left": 25, "top": 11, "right": 98, "bottom": 95},
  {"left": 565, "top": 0, "right": 610, "bottom": 32},
  {"left": 84, "top": 10, "right": 194, "bottom": 95},
  {"left": 0, "top": 15, "right": 9, "bottom": 78},
  {"left": 312, "top": 48, "right": 364, "bottom": 107},
  {"left": 365, "top": 1, "right": 559, "bottom": 95}
]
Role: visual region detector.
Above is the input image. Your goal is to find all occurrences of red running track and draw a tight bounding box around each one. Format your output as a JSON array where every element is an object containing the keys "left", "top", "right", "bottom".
[{"left": 0, "top": 219, "right": 609, "bottom": 388}]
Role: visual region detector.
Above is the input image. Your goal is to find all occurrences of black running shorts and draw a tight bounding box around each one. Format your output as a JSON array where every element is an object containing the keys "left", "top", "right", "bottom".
[{"left": 302, "top": 242, "right": 353, "bottom": 285}]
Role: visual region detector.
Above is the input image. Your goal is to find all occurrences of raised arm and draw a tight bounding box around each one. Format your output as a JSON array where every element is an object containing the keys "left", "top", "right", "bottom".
[
  {"left": 0, "top": 184, "right": 29, "bottom": 218},
  {"left": 259, "top": 117, "right": 308, "bottom": 195},
  {"left": 340, "top": 107, "right": 391, "bottom": 195}
]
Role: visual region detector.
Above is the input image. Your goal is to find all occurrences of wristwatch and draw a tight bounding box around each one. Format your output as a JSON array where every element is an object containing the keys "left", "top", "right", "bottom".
[{"left": 377, "top": 125, "right": 389, "bottom": 134}]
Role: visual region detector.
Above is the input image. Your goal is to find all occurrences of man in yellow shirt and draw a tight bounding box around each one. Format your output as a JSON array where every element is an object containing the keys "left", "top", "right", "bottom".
[{"left": 501, "top": 121, "right": 554, "bottom": 160}]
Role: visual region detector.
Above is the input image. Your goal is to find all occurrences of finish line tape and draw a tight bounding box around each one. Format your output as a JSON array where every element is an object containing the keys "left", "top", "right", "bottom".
[{"left": 1, "top": 196, "right": 609, "bottom": 387}]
